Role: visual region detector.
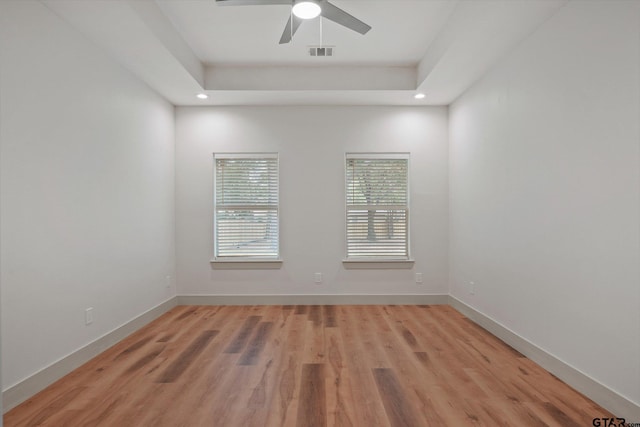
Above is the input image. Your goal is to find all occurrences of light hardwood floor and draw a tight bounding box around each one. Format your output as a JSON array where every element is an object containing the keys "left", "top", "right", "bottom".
[{"left": 5, "top": 305, "right": 614, "bottom": 426}]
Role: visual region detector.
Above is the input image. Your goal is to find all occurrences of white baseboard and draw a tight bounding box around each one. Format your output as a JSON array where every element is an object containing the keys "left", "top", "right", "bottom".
[
  {"left": 448, "top": 295, "right": 640, "bottom": 421},
  {"left": 177, "top": 294, "right": 449, "bottom": 306},
  {"left": 3, "top": 297, "right": 178, "bottom": 412}
]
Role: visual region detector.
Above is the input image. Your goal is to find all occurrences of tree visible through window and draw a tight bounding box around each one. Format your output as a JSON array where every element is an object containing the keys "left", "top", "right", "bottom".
[
  {"left": 214, "top": 153, "right": 279, "bottom": 259},
  {"left": 345, "top": 153, "right": 409, "bottom": 259}
]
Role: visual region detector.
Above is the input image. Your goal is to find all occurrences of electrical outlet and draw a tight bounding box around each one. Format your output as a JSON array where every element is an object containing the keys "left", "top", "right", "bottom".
[
  {"left": 469, "top": 281, "right": 475, "bottom": 295},
  {"left": 415, "top": 272, "right": 423, "bottom": 284},
  {"left": 165, "top": 275, "right": 171, "bottom": 289},
  {"left": 85, "top": 307, "right": 94, "bottom": 325},
  {"left": 314, "top": 273, "right": 322, "bottom": 284}
]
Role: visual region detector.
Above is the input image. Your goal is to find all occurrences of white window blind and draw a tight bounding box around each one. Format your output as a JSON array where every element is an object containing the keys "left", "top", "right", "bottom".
[
  {"left": 345, "top": 154, "right": 409, "bottom": 259},
  {"left": 214, "top": 154, "right": 279, "bottom": 259}
]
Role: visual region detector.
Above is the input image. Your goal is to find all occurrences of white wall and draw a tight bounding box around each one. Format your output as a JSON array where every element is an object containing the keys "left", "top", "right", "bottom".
[
  {"left": 0, "top": 1, "right": 176, "bottom": 391},
  {"left": 450, "top": 0, "right": 640, "bottom": 409},
  {"left": 176, "top": 106, "right": 448, "bottom": 296}
]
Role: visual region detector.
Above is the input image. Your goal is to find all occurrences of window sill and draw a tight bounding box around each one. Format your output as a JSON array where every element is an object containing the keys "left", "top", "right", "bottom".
[
  {"left": 342, "top": 259, "right": 415, "bottom": 269},
  {"left": 211, "top": 259, "right": 283, "bottom": 270}
]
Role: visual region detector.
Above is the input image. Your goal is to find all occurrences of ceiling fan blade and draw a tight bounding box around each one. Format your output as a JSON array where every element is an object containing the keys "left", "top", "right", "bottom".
[
  {"left": 216, "top": 0, "right": 292, "bottom": 5},
  {"left": 279, "top": 14, "right": 303, "bottom": 44},
  {"left": 321, "top": 2, "right": 371, "bottom": 35}
]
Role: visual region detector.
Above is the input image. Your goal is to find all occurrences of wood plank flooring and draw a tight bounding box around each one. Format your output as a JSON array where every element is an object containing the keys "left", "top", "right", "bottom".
[{"left": 5, "top": 305, "right": 615, "bottom": 426}]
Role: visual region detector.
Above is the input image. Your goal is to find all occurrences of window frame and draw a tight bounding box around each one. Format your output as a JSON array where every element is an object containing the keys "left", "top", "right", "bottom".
[
  {"left": 212, "top": 152, "right": 281, "bottom": 263},
  {"left": 343, "top": 152, "right": 412, "bottom": 263}
]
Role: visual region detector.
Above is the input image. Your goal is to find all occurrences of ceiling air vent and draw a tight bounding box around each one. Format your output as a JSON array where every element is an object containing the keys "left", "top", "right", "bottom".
[{"left": 309, "top": 46, "right": 334, "bottom": 57}]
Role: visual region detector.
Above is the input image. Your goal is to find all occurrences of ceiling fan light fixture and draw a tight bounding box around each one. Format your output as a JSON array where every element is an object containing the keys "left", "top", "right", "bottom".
[{"left": 292, "top": 1, "right": 321, "bottom": 20}]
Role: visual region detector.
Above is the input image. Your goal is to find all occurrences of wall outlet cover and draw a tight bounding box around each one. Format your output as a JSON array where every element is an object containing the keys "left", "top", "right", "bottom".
[{"left": 85, "top": 307, "right": 94, "bottom": 325}]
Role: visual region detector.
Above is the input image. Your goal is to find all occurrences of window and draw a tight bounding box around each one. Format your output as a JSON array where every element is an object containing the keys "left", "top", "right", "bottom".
[
  {"left": 214, "top": 153, "right": 279, "bottom": 260},
  {"left": 345, "top": 153, "right": 410, "bottom": 260}
]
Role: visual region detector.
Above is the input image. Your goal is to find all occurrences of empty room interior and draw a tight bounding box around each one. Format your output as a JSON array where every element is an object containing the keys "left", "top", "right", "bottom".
[{"left": 1, "top": 0, "right": 640, "bottom": 425}]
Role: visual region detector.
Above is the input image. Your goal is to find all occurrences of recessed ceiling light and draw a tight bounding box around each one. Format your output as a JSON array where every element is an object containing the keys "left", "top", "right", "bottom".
[
  {"left": 196, "top": 93, "right": 208, "bottom": 99},
  {"left": 292, "top": 1, "right": 321, "bottom": 19},
  {"left": 414, "top": 93, "right": 426, "bottom": 100}
]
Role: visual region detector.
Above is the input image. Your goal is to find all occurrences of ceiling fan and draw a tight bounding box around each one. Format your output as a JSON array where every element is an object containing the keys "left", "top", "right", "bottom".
[{"left": 216, "top": 0, "right": 372, "bottom": 44}]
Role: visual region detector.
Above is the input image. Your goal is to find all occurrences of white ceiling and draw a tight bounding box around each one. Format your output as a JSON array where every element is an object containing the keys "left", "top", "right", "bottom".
[{"left": 43, "top": 0, "right": 568, "bottom": 106}]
